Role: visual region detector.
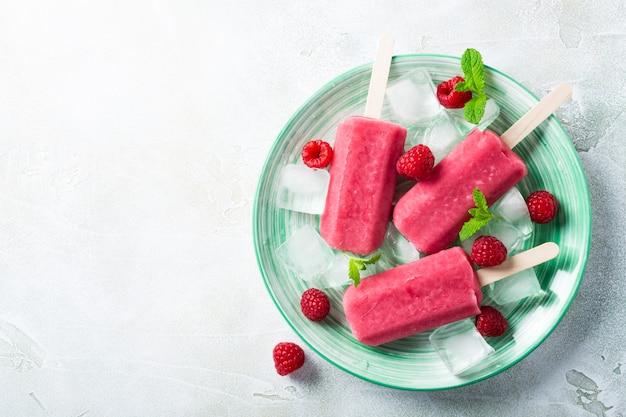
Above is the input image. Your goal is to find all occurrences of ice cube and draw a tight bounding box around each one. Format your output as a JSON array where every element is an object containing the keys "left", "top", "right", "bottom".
[
  {"left": 404, "top": 125, "right": 428, "bottom": 150},
  {"left": 322, "top": 252, "right": 380, "bottom": 288},
  {"left": 460, "top": 221, "right": 528, "bottom": 259},
  {"left": 276, "top": 164, "right": 330, "bottom": 215},
  {"left": 275, "top": 225, "right": 334, "bottom": 283},
  {"left": 482, "top": 219, "right": 527, "bottom": 254},
  {"left": 321, "top": 253, "right": 351, "bottom": 288},
  {"left": 421, "top": 113, "right": 465, "bottom": 163},
  {"left": 489, "top": 268, "right": 542, "bottom": 305},
  {"left": 429, "top": 319, "right": 495, "bottom": 375},
  {"left": 460, "top": 233, "right": 478, "bottom": 255},
  {"left": 447, "top": 98, "right": 501, "bottom": 135},
  {"left": 491, "top": 187, "right": 533, "bottom": 237},
  {"left": 385, "top": 68, "right": 442, "bottom": 126},
  {"left": 379, "top": 222, "right": 422, "bottom": 267}
]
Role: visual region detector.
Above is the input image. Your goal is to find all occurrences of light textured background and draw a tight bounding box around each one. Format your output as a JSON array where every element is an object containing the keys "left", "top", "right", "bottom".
[{"left": 0, "top": 1, "right": 624, "bottom": 416}]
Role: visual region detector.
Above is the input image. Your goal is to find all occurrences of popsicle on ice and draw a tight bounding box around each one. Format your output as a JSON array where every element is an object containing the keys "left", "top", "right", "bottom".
[
  {"left": 393, "top": 84, "right": 572, "bottom": 255},
  {"left": 343, "top": 242, "right": 559, "bottom": 346},
  {"left": 320, "top": 33, "right": 407, "bottom": 255}
]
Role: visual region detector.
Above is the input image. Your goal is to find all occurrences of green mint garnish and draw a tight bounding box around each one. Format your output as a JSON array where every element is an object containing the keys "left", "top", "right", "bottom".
[
  {"left": 459, "top": 188, "right": 502, "bottom": 241},
  {"left": 455, "top": 48, "right": 488, "bottom": 124},
  {"left": 346, "top": 253, "right": 381, "bottom": 287}
]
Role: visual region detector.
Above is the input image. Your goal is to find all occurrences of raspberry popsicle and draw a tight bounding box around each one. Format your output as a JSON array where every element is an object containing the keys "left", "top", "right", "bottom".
[
  {"left": 393, "top": 84, "right": 572, "bottom": 254},
  {"left": 343, "top": 242, "right": 559, "bottom": 346},
  {"left": 320, "top": 34, "right": 407, "bottom": 255}
]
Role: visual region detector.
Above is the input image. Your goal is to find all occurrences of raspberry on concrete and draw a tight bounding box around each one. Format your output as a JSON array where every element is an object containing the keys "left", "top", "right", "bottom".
[{"left": 273, "top": 342, "right": 305, "bottom": 376}]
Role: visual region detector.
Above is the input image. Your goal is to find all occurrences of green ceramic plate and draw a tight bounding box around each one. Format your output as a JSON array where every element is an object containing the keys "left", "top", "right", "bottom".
[{"left": 253, "top": 54, "right": 591, "bottom": 390}]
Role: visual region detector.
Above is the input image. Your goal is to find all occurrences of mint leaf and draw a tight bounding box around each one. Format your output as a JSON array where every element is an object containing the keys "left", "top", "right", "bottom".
[
  {"left": 459, "top": 188, "right": 501, "bottom": 241},
  {"left": 345, "top": 253, "right": 381, "bottom": 287},
  {"left": 472, "top": 186, "right": 488, "bottom": 210},
  {"left": 459, "top": 48, "right": 488, "bottom": 124},
  {"left": 348, "top": 259, "right": 362, "bottom": 286},
  {"left": 461, "top": 48, "right": 485, "bottom": 92},
  {"left": 362, "top": 253, "right": 381, "bottom": 265},
  {"left": 463, "top": 93, "right": 487, "bottom": 124},
  {"left": 459, "top": 216, "right": 491, "bottom": 241},
  {"left": 454, "top": 81, "right": 469, "bottom": 92}
]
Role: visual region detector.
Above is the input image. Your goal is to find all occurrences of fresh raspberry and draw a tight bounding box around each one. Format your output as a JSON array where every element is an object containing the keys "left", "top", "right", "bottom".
[
  {"left": 300, "top": 288, "right": 331, "bottom": 322},
  {"left": 470, "top": 235, "right": 508, "bottom": 267},
  {"left": 475, "top": 306, "right": 508, "bottom": 337},
  {"left": 302, "top": 140, "right": 333, "bottom": 168},
  {"left": 436, "top": 76, "right": 473, "bottom": 109},
  {"left": 272, "top": 342, "right": 305, "bottom": 376},
  {"left": 396, "top": 144, "right": 435, "bottom": 181},
  {"left": 526, "top": 190, "right": 558, "bottom": 223}
]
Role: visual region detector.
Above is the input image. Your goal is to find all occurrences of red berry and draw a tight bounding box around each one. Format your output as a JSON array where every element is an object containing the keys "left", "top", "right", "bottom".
[
  {"left": 396, "top": 144, "right": 435, "bottom": 181},
  {"left": 436, "top": 76, "right": 473, "bottom": 109},
  {"left": 470, "top": 235, "right": 507, "bottom": 267},
  {"left": 302, "top": 140, "right": 333, "bottom": 168},
  {"left": 300, "top": 288, "right": 331, "bottom": 322},
  {"left": 273, "top": 342, "right": 305, "bottom": 376},
  {"left": 526, "top": 190, "right": 558, "bottom": 224},
  {"left": 475, "top": 306, "right": 508, "bottom": 337}
]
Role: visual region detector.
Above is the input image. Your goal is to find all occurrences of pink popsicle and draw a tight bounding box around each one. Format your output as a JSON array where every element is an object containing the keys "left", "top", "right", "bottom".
[
  {"left": 393, "top": 84, "right": 573, "bottom": 255},
  {"left": 343, "top": 247, "right": 480, "bottom": 346},
  {"left": 343, "top": 243, "right": 559, "bottom": 346},
  {"left": 321, "top": 117, "right": 406, "bottom": 254},
  {"left": 320, "top": 33, "right": 407, "bottom": 255},
  {"left": 393, "top": 129, "right": 526, "bottom": 254}
]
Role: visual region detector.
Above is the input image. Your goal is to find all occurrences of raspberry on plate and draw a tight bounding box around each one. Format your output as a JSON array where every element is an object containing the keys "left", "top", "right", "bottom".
[
  {"left": 470, "top": 235, "right": 507, "bottom": 267},
  {"left": 272, "top": 342, "right": 305, "bottom": 376},
  {"left": 300, "top": 288, "right": 331, "bottom": 322},
  {"left": 475, "top": 306, "right": 508, "bottom": 337},
  {"left": 526, "top": 190, "right": 558, "bottom": 223},
  {"left": 302, "top": 139, "right": 333, "bottom": 168},
  {"left": 436, "top": 76, "right": 473, "bottom": 109},
  {"left": 396, "top": 144, "right": 435, "bottom": 181}
]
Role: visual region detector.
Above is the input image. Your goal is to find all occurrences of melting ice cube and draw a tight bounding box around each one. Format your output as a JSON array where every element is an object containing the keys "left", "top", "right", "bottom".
[
  {"left": 429, "top": 319, "right": 495, "bottom": 375},
  {"left": 460, "top": 220, "right": 527, "bottom": 257},
  {"left": 275, "top": 225, "right": 334, "bottom": 283},
  {"left": 322, "top": 252, "right": 381, "bottom": 288},
  {"left": 379, "top": 222, "right": 422, "bottom": 267},
  {"left": 492, "top": 187, "right": 533, "bottom": 237},
  {"left": 482, "top": 219, "right": 528, "bottom": 254},
  {"left": 421, "top": 113, "right": 465, "bottom": 163},
  {"left": 321, "top": 253, "right": 352, "bottom": 288},
  {"left": 460, "top": 233, "right": 478, "bottom": 255},
  {"left": 385, "top": 68, "right": 442, "bottom": 126},
  {"left": 461, "top": 219, "right": 525, "bottom": 256},
  {"left": 489, "top": 268, "right": 542, "bottom": 305},
  {"left": 276, "top": 164, "right": 329, "bottom": 215},
  {"left": 460, "top": 187, "right": 533, "bottom": 254}
]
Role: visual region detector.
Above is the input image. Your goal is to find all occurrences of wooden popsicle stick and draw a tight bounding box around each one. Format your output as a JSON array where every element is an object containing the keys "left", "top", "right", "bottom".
[
  {"left": 363, "top": 33, "right": 395, "bottom": 120},
  {"left": 476, "top": 242, "right": 560, "bottom": 287},
  {"left": 501, "top": 83, "right": 573, "bottom": 149}
]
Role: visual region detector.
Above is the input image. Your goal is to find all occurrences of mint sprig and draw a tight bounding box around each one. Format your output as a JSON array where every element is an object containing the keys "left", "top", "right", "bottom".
[
  {"left": 459, "top": 188, "right": 502, "bottom": 241},
  {"left": 346, "top": 253, "right": 381, "bottom": 287},
  {"left": 454, "top": 48, "right": 488, "bottom": 124}
]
